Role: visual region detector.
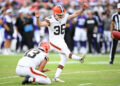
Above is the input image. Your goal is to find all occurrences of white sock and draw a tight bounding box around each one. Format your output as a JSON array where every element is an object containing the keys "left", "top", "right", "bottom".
[
  {"left": 28, "top": 77, "right": 33, "bottom": 82},
  {"left": 29, "top": 77, "right": 35, "bottom": 82},
  {"left": 71, "top": 54, "right": 80, "bottom": 61},
  {"left": 3, "top": 48, "right": 8, "bottom": 54},
  {"left": 7, "top": 48, "right": 10, "bottom": 52},
  {"left": 4, "top": 48, "right": 7, "bottom": 51},
  {"left": 55, "top": 68, "right": 62, "bottom": 78}
]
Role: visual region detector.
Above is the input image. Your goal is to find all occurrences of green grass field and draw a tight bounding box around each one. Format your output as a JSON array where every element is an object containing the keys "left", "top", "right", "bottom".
[{"left": 0, "top": 53, "right": 120, "bottom": 86}]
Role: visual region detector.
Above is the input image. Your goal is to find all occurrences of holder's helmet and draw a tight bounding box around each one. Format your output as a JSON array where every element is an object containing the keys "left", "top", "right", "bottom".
[{"left": 39, "top": 42, "right": 50, "bottom": 53}]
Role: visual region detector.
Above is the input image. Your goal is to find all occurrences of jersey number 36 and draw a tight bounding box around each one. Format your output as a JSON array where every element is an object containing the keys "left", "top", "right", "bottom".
[{"left": 54, "top": 24, "right": 65, "bottom": 35}]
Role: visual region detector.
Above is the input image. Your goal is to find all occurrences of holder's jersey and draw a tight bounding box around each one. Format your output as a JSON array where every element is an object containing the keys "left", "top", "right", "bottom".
[
  {"left": 17, "top": 48, "right": 48, "bottom": 68},
  {"left": 45, "top": 13, "right": 69, "bottom": 41}
]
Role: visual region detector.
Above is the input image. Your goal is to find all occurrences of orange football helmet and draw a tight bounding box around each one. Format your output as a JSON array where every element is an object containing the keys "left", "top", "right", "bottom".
[
  {"left": 53, "top": 5, "right": 66, "bottom": 20},
  {"left": 39, "top": 42, "right": 50, "bottom": 53}
]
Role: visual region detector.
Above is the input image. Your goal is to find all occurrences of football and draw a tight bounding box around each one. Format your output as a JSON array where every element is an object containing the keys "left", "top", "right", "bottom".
[{"left": 112, "top": 31, "right": 120, "bottom": 40}]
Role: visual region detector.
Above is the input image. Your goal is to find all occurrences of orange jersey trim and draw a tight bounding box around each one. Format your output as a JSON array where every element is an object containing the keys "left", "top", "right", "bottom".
[
  {"left": 30, "top": 67, "right": 47, "bottom": 78},
  {"left": 50, "top": 42, "right": 61, "bottom": 50}
]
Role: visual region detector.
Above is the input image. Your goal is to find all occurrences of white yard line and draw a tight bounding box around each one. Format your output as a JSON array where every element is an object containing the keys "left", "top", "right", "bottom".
[
  {"left": 60, "top": 69, "right": 120, "bottom": 75},
  {"left": 0, "top": 61, "right": 119, "bottom": 68},
  {"left": 0, "top": 81, "right": 13, "bottom": 85},
  {"left": 48, "top": 61, "right": 79, "bottom": 64},
  {"left": 0, "top": 76, "right": 18, "bottom": 80},
  {"left": 1, "top": 61, "right": 119, "bottom": 69},
  {"left": 47, "top": 61, "right": 120, "bottom": 64},
  {"left": 0, "top": 69, "right": 120, "bottom": 80},
  {"left": 79, "top": 83, "right": 92, "bottom": 86}
]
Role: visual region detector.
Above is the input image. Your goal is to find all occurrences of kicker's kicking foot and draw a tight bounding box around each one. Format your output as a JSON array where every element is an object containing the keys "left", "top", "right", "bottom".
[
  {"left": 53, "top": 77, "right": 64, "bottom": 82},
  {"left": 80, "top": 53, "right": 86, "bottom": 63}
]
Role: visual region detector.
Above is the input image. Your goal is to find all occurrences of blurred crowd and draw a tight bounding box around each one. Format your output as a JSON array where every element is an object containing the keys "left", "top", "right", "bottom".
[{"left": 0, "top": 0, "right": 120, "bottom": 55}]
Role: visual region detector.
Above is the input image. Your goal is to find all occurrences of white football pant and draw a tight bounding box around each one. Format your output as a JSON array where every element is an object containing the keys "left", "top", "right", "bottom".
[{"left": 16, "top": 66, "right": 51, "bottom": 85}]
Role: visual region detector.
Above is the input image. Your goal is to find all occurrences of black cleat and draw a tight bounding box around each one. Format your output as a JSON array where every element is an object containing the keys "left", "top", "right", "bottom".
[
  {"left": 22, "top": 75, "right": 30, "bottom": 85},
  {"left": 109, "top": 61, "right": 113, "bottom": 65}
]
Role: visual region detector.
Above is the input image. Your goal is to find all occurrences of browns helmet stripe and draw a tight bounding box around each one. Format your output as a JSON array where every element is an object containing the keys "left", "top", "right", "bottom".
[{"left": 58, "top": 5, "right": 63, "bottom": 13}]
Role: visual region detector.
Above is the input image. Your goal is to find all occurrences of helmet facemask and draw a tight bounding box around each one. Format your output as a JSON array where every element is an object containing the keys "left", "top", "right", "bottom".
[{"left": 54, "top": 12, "right": 65, "bottom": 21}]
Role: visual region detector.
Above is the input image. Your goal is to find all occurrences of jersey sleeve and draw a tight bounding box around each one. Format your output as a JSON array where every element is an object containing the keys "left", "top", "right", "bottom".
[
  {"left": 41, "top": 52, "right": 49, "bottom": 62},
  {"left": 45, "top": 16, "right": 52, "bottom": 26},
  {"left": 45, "top": 55, "right": 49, "bottom": 62},
  {"left": 64, "top": 13, "right": 69, "bottom": 21}
]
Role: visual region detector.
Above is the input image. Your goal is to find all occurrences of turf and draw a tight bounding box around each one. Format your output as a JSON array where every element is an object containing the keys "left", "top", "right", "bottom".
[{"left": 0, "top": 53, "right": 120, "bottom": 86}]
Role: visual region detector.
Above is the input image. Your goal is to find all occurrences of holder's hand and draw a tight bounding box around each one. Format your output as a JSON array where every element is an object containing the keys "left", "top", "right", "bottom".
[{"left": 42, "top": 68, "right": 50, "bottom": 72}]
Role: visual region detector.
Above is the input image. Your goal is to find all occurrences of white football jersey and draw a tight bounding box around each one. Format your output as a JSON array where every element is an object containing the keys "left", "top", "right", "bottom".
[
  {"left": 45, "top": 13, "right": 69, "bottom": 42},
  {"left": 17, "top": 48, "right": 48, "bottom": 68}
]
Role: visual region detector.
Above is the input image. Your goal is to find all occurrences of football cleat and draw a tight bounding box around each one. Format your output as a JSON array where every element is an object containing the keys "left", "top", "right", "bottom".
[
  {"left": 80, "top": 53, "right": 86, "bottom": 63},
  {"left": 109, "top": 61, "right": 113, "bottom": 65},
  {"left": 53, "top": 77, "right": 64, "bottom": 82},
  {"left": 22, "top": 75, "right": 31, "bottom": 85}
]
